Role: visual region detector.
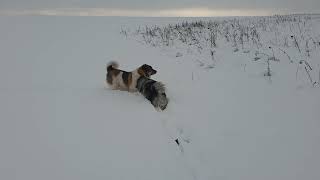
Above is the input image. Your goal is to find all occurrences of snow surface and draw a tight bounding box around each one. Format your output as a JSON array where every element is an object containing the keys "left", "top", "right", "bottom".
[{"left": 0, "top": 16, "right": 319, "bottom": 180}]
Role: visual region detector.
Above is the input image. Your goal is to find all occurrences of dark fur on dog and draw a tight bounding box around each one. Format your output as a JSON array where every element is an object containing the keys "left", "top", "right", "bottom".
[
  {"left": 106, "top": 61, "right": 157, "bottom": 92},
  {"left": 136, "top": 76, "right": 168, "bottom": 110}
]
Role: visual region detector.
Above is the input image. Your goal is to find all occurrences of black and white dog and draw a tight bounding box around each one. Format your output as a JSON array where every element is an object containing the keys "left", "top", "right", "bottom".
[{"left": 136, "top": 76, "right": 169, "bottom": 110}]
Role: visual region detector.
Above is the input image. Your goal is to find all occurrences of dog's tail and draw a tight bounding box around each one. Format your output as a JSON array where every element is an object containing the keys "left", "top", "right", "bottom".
[{"left": 106, "top": 61, "right": 119, "bottom": 72}]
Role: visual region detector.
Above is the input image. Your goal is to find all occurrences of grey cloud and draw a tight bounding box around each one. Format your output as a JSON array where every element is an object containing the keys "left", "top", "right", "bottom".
[{"left": 1, "top": 0, "right": 319, "bottom": 13}]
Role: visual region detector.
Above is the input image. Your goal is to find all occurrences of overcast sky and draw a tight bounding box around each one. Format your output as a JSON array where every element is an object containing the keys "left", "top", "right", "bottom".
[{"left": 1, "top": 0, "right": 319, "bottom": 16}]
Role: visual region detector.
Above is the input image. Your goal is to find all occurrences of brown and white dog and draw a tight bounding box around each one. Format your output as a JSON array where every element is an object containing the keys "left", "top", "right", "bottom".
[{"left": 106, "top": 61, "right": 157, "bottom": 92}]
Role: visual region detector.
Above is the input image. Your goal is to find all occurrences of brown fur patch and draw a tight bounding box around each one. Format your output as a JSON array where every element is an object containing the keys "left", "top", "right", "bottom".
[
  {"left": 138, "top": 68, "right": 146, "bottom": 77},
  {"left": 127, "top": 73, "right": 132, "bottom": 88},
  {"left": 122, "top": 71, "right": 132, "bottom": 88},
  {"left": 107, "top": 69, "right": 120, "bottom": 84},
  {"left": 113, "top": 69, "right": 120, "bottom": 76}
]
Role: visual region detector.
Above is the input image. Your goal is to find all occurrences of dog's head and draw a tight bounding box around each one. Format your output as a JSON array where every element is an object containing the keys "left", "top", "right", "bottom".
[
  {"left": 157, "top": 92, "right": 168, "bottom": 110},
  {"left": 152, "top": 82, "right": 168, "bottom": 110},
  {"left": 138, "top": 64, "right": 157, "bottom": 77}
]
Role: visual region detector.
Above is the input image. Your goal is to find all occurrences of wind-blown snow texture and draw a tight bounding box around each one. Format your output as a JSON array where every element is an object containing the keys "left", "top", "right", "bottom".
[{"left": 0, "top": 16, "right": 319, "bottom": 180}]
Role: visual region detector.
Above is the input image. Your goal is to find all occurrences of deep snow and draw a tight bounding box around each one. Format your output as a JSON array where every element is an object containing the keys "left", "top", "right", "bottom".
[{"left": 0, "top": 16, "right": 319, "bottom": 180}]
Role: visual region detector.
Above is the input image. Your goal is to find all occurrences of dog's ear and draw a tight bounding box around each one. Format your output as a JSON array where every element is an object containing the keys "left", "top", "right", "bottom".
[{"left": 141, "top": 64, "right": 149, "bottom": 72}]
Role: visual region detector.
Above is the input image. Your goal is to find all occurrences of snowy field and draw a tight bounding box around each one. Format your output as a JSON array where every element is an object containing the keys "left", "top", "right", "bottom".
[{"left": 0, "top": 15, "right": 320, "bottom": 180}]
